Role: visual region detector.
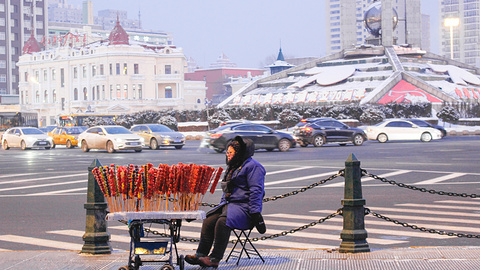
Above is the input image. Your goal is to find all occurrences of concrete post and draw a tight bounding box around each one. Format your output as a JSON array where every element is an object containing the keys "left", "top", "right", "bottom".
[
  {"left": 81, "top": 159, "right": 112, "bottom": 254},
  {"left": 339, "top": 154, "right": 370, "bottom": 253}
]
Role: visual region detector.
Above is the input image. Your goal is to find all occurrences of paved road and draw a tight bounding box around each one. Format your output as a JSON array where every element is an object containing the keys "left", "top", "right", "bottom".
[{"left": 0, "top": 136, "right": 479, "bottom": 252}]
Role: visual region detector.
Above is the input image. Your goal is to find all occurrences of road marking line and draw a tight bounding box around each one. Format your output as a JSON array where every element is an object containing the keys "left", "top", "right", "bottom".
[
  {"left": 323, "top": 170, "right": 411, "bottom": 187},
  {"left": 29, "top": 187, "right": 87, "bottom": 196},
  {"left": 265, "top": 171, "right": 339, "bottom": 186},
  {"left": 0, "top": 235, "right": 83, "bottom": 250},
  {"left": 0, "top": 173, "right": 38, "bottom": 178},
  {"left": 0, "top": 173, "right": 86, "bottom": 185},
  {"left": 414, "top": 172, "right": 467, "bottom": 185},
  {"left": 0, "top": 248, "right": 11, "bottom": 251},
  {"left": 327, "top": 207, "right": 479, "bottom": 218},
  {"left": 396, "top": 203, "right": 479, "bottom": 211},
  {"left": 0, "top": 179, "right": 86, "bottom": 192},
  {"left": 435, "top": 200, "right": 480, "bottom": 205},
  {"left": 266, "top": 166, "right": 315, "bottom": 176}
]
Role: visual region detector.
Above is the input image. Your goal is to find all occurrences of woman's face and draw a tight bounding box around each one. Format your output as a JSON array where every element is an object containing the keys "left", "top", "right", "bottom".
[{"left": 226, "top": 146, "right": 235, "bottom": 162}]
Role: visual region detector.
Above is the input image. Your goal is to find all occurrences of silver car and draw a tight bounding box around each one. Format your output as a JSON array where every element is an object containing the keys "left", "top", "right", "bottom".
[
  {"left": 130, "top": 124, "right": 185, "bottom": 150},
  {"left": 78, "top": 125, "right": 144, "bottom": 153},
  {"left": 2, "top": 127, "right": 53, "bottom": 150}
]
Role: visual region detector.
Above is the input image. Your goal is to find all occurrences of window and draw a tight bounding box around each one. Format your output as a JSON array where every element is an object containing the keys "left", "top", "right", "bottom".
[
  {"left": 60, "top": 68, "right": 64, "bottom": 87},
  {"left": 124, "top": 84, "right": 128, "bottom": 99},
  {"left": 138, "top": 84, "right": 142, "bottom": 99},
  {"left": 92, "top": 65, "right": 96, "bottom": 77},
  {"left": 83, "top": 87, "right": 87, "bottom": 100},
  {"left": 165, "top": 86, "right": 172, "bottom": 98},
  {"left": 165, "top": 65, "right": 171, "bottom": 74},
  {"left": 44, "top": 90, "right": 48, "bottom": 103},
  {"left": 110, "top": 85, "right": 113, "bottom": 99},
  {"left": 36, "top": 90, "right": 39, "bottom": 103},
  {"left": 92, "top": 87, "right": 95, "bottom": 100},
  {"left": 0, "top": 74, "right": 6, "bottom": 82},
  {"left": 82, "top": 66, "right": 87, "bottom": 78},
  {"left": 109, "top": 63, "right": 113, "bottom": 75},
  {"left": 0, "top": 32, "right": 5, "bottom": 40},
  {"left": 52, "top": 69, "right": 56, "bottom": 80},
  {"left": 134, "top": 64, "right": 139, "bottom": 74},
  {"left": 132, "top": 84, "right": 136, "bottom": 99},
  {"left": 52, "top": 90, "right": 56, "bottom": 103},
  {"left": 123, "top": 63, "right": 127, "bottom": 75},
  {"left": 99, "top": 64, "right": 104, "bottom": 75},
  {"left": 0, "top": 60, "right": 6, "bottom": 68},
  {"left": 116, "top": 63, "right": 120, "bottom": 75},
  {"left": 43, "top": 70, "right": 47, "bottom": 81},
  {"left": 73, "top": 67, "right": 77, "bottom": 79},
  {"left": 96, "top": 86, "right": 100, "bottom": 101},
  {"left": 116, "top": 84, "right": 121, "bottom": 99},
  {"left": 102, "top": 85, "right": 105, "bottom": 100}
]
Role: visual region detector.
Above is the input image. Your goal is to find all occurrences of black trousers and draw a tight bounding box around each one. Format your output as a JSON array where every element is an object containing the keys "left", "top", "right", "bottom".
[{"left": 196, "top": 205, "right": 231, "bottom": 261}]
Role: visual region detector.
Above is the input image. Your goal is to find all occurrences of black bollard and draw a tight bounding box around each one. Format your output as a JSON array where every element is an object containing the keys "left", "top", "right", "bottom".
[
  {"left": 339, "top": 154, "right": 370, "bottom": 253},
  {"left": 81, "top": 159, "right": 112, "bottom": 254}
]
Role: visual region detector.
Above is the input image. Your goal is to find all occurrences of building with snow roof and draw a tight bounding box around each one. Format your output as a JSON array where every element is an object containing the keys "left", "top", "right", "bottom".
[
  {"left": 218, "top": 0, "right": 480, "bottom": 112},
  {"left": 17, "top": 19, "right": 206, "bottom": 127}
]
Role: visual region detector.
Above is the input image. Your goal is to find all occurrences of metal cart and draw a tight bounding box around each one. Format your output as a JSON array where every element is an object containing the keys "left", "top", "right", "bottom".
[{"left": 107, "top": 211, "right": 206, "bottom": 270}]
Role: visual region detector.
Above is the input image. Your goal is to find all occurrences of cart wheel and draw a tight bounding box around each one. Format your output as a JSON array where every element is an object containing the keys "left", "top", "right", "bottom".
[
  {"left": 178, "top": 255, "right": 185, "bottom": 270},
  {"left": 160, "top": 265, "right": 174, "bottom": 270},
  {"left": 133, "top": 255, "right": 142, "bottom": 270}
]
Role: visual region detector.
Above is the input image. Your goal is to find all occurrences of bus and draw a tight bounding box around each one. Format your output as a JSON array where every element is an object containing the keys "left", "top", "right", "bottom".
[
  {"left": 58, "top": 114, "right": 116, "bottom": 127},
  {"left": 0, "top": 111, "right": 38, "bottom": 131}
]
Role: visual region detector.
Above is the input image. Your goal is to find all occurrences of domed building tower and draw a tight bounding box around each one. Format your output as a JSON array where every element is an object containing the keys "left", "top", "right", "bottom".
[{"left": 22, "top": 32, "right": 41, "bottom": 55}]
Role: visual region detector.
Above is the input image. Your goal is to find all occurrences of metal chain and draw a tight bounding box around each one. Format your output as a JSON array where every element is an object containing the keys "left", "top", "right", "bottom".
[
  {"left": 363, "top": 170, "right": 479, "bottom": 198},
  {"left": 243, "top": 208, "right": 343, "bottom": 243},
  {"left": 121, "top": 209, "right": 343, "bottom": 243},
  {"left": 366, "top": 208, "right": 480, "bottom": 238},
  {"left": 201, "top": 170, "right": 344, "bottom": 207}
]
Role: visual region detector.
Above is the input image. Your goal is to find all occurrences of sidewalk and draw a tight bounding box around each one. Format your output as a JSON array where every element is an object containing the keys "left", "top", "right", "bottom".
[{"left": 1, "top": 246, "right": 479, "bottom": 270}]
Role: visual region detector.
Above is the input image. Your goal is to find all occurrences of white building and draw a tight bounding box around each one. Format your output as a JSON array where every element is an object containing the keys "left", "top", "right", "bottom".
[
  {"left": 17, "top": 20, "right": 206, "bottom": 127},
  {"left": 439, "top": 0, "right": 480, "bottom": 67}
]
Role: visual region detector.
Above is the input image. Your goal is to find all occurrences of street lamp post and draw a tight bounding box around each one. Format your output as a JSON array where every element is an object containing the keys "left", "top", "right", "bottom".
[{"left": 444, "top": 17, "right": 460, "bottom": 59}]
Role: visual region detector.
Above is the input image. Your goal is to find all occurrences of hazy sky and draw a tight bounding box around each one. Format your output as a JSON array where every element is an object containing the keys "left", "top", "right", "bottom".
[{"left": 69, "top": 0, "right": 439, "bottom": 69}]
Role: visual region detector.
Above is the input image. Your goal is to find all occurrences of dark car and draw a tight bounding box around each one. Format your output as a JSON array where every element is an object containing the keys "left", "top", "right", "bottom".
[
  {"left": 293, "top": 118, "right": 367, "bottom": 147},
  {"left": 201, "top": 123, "right": 296, "bottom": 153},
  {"left": 404, "top": 119, "right": 447, "bottom": 137}
]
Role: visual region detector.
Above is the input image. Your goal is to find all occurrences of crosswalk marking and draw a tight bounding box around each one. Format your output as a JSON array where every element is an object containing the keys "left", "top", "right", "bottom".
[
  {"left": 396, "top": 203, "right": 479, "bottom": 211},
  {"left": 322, "top": 170, "right": 411, "bottom": 187},
  {"left": 435, "top": 200, "right": 480, "bottom": 205},
  {"left": 354, "top": 206, "right": 479, "bottom": 218},
  {"left": 0, "top": 235, "right": 83, "bottom": 250},
  {"left": 0, "top": 173, "right": 86, "bottom": 185},
  {"left": 30, "top": 187, "right": 87, "bottom": 196},
  {"left": 266, "top": 171, "right": 339, "bottom": 186},
  {"left": 0, "top": 173, "right": 38, "bottom": 178},
  {"left": 414, "top": 173, "right": 468, "bottom": 185},
  {"left": 0, "top": 179, "right": 86, "bottom": 192},
  {"left": 266, "top": 166, "right": 315, "bottom": 176}
]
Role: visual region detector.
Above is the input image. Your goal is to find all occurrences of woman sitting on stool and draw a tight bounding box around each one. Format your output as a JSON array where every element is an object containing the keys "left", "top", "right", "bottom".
[{"left": 185, "top": 136, "right": 266, "bottom": 268}]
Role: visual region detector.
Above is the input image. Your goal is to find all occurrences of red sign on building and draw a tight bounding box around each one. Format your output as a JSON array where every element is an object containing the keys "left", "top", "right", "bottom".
[{"left": 378, "top": 80, "right": 442, "bottom": 104}]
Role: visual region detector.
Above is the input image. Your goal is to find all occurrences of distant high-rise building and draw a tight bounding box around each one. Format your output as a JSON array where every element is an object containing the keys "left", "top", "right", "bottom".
[
  {"left": 440, "top": 1, "right": 480, "bottom": 67},
  {"left": 0, "top": 0, "right": 47, "bottom": 96},
  {"left": 325, "top": 0, "right": 423, "bottom": 54}
]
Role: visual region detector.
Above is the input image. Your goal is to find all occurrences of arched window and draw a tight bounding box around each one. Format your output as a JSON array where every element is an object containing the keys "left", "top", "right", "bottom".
[
  {"left": 83, "top": 87, "right": 87, "bottom": 100},
  {"left": 197, "top": 98, "right": 201, "bottom": 103},
  {"left": 52, "top": 90, "right": 56, "bottom": 103},
  {"left": 35, "top": 91, "right": 39, "bottom": 103},
  {"left": 165, "top": 86, "right": 172, "bottom": 98},
  {"left": 44, "top": 90, "right": 48, "bottom": 103},
  {"left": 74, "top": 88, "right": 78, "bottom": 100}
]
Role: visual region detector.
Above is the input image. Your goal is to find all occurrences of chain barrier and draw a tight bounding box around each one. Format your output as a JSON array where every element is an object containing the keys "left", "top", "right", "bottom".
[
  {"left": 201, "top": 170, "right": 344, "bottom": 208},
  {"left": 119, "top": 209, "right": 343, "bottom": 243},
  {"left": 363, "top": 170, "right": 479, "bottom": 198},
  {"left": 365, "top": 208, "right": 480, "bottom": 239}
]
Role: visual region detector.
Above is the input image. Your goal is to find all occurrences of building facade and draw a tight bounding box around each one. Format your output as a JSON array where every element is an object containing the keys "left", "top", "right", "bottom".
[
  {"left": 440, "top": 0, "right": 480, "bottom": 67},
  {"left": 0, "top": 0, "right": 47, "bottom": 96},
  {"left": 17, "top": 21, "right": 206, "bottom": 127}
]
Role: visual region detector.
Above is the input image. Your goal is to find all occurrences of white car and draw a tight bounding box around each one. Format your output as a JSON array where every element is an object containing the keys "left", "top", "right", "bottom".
[
  {"left": 78, "top": 125, "right": 144, "bottom": 153},
  {"left": 2, "top": 127, "right": 54, "bottom": 150},
  {"left": 365, "top": 119, "right": 443, "bottom": 143}
]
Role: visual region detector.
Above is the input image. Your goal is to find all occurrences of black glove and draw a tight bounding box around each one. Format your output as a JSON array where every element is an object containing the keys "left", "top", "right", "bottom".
[{"left": 251, "top": 213, "right": 266, "bottom": 234}]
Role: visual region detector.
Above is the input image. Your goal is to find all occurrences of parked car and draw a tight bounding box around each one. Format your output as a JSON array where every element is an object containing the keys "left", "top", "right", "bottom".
[
  {"left": 78, "top": 125, "right": 144, "bottom": 153},
  {"left": 2, "top": 127, "right": 53, "bottom": 150},
  {"left": 364, "top": 119, "right": 443, "bottom": 143},
  {"left": 293, "top": 118, "right": 367, "bottom": 147},
  {"left": 48, "top": 126, "right": 87, "bottom": 148},
  {"left": 130, "top": 124, "right": 185, "bottom": 150},
  {"left": 201, "top": 123, "right": 296, "bottom": 153},
  {"left": 404, "top": 118, "right": 447, "bottom": 137}
]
